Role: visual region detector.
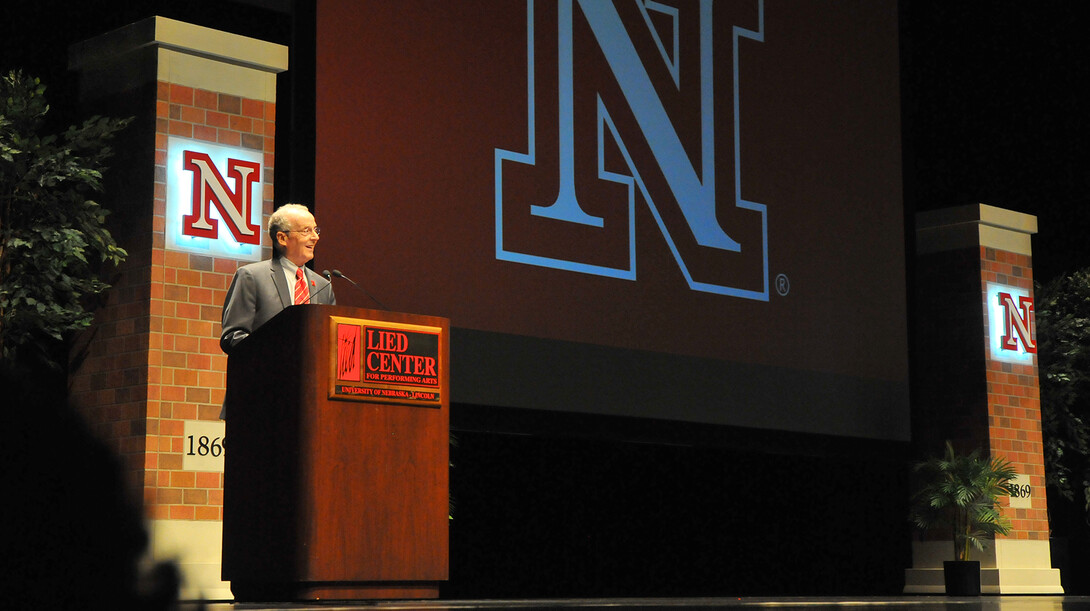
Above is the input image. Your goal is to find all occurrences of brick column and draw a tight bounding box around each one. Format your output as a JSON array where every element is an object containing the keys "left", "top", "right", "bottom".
[
  {"left": 67, "top": 17, "right": 287, "bottom": 599},
  {"left": 904, "top": 203, "right": 1062, "bottom": 594}
]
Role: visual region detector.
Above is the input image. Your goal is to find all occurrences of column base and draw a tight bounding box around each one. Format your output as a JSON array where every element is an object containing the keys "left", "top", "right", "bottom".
[
  {"left": 903, "top": 540, "right": 1063, "bottom": 594},
  {"left": 147, "top": 519, "right": 232, "bottom": 601}
]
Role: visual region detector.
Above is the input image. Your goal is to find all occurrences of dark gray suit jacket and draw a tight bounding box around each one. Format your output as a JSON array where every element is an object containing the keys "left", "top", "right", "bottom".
[
  {"left": 220, "top": 256, "right": 337, "bottom": 354},
  {"left": 219, "top": 257, "right": 336, "bottom": 419}
]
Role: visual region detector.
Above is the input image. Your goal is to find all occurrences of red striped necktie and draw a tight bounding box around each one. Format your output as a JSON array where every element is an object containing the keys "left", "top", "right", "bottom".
[{"left": 293, "top": 267, "right": 309, "bottom": 305}]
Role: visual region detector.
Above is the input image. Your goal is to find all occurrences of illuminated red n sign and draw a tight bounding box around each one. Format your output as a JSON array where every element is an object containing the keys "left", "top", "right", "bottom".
[
  {"left": 181, "top": 150, "right": 261, "bottom": 245},
  {"left": 998, "top": 292, "right": 1036, "bottom": 354}
]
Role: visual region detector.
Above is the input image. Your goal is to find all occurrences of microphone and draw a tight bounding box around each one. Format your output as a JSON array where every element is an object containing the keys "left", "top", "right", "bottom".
[{"left": 330, "top": 269, "right": 387, "bottom": 310}]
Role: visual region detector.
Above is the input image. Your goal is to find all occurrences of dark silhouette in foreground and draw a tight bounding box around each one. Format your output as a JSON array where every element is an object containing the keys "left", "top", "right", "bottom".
[{"left": 1, "top": 364, "right": 181, "bottom": 610}]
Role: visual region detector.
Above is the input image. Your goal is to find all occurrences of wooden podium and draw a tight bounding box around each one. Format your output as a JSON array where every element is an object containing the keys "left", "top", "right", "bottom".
[{"left": 221, "top": 305, "right": 449, "bottom": 601}]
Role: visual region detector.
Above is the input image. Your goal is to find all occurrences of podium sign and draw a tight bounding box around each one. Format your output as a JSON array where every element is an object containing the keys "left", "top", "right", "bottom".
[{"left": 330, "top": 316, "right": 442, "bottom": 405}]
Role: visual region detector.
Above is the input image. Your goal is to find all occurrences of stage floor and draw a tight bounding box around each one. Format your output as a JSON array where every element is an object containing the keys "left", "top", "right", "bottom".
[{"left": 180, "top": 596, "right": 1090, "bottom": 610}]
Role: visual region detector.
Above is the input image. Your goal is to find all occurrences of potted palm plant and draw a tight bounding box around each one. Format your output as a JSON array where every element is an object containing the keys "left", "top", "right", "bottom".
[{"left": 910, "top": 441, "right": 1018, "bottom": 595}]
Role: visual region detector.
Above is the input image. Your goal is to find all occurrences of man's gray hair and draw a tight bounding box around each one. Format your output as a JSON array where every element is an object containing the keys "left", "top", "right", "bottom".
[{"left": 267, "top": 203, "right": 311, "bottom": 255}]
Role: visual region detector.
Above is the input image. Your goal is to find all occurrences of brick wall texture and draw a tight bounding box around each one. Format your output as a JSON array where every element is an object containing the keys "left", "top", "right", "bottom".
[
  {"left": 70, "top": 81, "right": 275, "bottom": 523},
  {"left": 913, "top": 244, "right": 1048, "bottom": 542},
  {"left": 981, "top": 247, "right": 1048, "bottom": 539}
]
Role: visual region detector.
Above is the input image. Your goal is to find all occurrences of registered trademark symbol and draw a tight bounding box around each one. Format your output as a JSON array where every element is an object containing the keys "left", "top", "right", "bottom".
[{"left": 775, "top": 273, "right": 790, "bottom": 296}]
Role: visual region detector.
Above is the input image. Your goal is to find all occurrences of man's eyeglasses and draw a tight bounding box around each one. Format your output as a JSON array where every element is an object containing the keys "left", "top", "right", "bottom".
[{"left": 285, "top": 227, "right": 321, "bottom": 236}]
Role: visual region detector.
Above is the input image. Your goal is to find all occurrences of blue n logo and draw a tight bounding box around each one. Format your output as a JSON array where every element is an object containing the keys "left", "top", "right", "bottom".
[{"left": 495, "top": 0, "right": 769, "bottom": 300}]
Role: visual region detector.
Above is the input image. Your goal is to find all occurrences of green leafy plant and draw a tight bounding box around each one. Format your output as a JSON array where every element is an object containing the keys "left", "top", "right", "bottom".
[
  {"left": 910, "top": 441, "right": 1018, "bottom": 561},
  {"left": 1037, "top": 270, "right": 1090, "bottom": 516},
  {"left": 0, "top": 70, "right": 130, "bottom": 369}
]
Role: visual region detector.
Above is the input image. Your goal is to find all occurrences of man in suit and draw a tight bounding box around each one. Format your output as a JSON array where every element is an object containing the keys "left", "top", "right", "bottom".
[
  {"left": 220, "top": 203, "right": 336, "bottom": 355},
  {"left": 219, "top": 204, "right": 335, "bottom": 418}
]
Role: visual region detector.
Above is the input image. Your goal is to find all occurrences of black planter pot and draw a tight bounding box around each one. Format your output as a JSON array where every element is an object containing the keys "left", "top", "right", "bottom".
[{"left": 943, "top": 560, "right": 981, "bottom": 596}]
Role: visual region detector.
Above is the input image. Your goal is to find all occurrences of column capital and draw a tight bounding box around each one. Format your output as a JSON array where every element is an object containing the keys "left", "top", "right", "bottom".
[
  {"left": 69, "top": 16, "right": 288, "bottom": 102},
  {"left": 916, "top": 203, "right": 1037, "bottom": 256}
]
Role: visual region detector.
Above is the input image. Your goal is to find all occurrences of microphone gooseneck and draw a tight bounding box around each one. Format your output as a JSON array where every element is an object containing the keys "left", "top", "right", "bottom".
[
  {"left": 330, "top": 269, "right": 387, "bottom": 310},
  {"left": 299, "top": 272, "right": 334, "bottom": 305}
]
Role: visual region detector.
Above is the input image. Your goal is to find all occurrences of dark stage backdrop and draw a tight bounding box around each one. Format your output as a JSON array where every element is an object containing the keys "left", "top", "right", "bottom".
[{"left": 315, "top": 0, "right": 908, "bottom": 441}]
